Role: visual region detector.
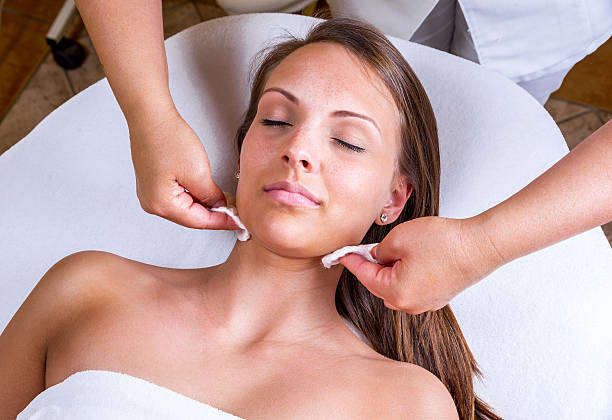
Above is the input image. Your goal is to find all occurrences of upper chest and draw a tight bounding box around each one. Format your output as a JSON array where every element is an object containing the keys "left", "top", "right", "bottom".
[{"left": 44, "top": 266, "right": 397, "bottom": 419}]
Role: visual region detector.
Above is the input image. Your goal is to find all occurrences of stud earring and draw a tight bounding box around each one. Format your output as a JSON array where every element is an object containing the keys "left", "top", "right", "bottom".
[
  {"left": 235, "top": 169, "right": 240, "bottom": 179},
  {"left": 380, "top": 213, "right": 388, "bottom": 223}
]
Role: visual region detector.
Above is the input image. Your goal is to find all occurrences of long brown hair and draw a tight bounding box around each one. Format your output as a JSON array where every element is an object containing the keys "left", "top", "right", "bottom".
[{"left": 233, "top": 17, "right": 502, "bottom": 420}]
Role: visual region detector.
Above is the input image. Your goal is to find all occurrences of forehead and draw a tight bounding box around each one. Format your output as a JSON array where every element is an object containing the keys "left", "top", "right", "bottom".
[{"left": 262, "top": 42, "right": 400, "bottom": 137}]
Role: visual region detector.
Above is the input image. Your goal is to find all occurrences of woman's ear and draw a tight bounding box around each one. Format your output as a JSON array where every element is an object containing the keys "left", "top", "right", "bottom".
[{"left": 377, "top": 176, "right": 413, "bottom": 225}]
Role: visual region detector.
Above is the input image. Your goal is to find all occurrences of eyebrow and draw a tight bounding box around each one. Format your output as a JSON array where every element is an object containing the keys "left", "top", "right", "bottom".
[{"left": 261, "top": 87, "right": 382, "bottom": 136}]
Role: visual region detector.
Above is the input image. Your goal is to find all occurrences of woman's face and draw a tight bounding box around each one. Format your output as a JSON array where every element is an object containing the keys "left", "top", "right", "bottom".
[{"left": 236, "top": 42, "right": 410, "bottom": 257}]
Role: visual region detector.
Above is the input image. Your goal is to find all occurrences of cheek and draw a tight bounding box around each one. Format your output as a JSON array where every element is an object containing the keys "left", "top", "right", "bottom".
[
  {"left": 327, "top": 162, "right": 388, "bottom": 236},
  {"left": 235, "top": 131, "right": 270, "bottom": 219},
  {"left": 240, "top": 131, "right": 273, "bottom": 173}
]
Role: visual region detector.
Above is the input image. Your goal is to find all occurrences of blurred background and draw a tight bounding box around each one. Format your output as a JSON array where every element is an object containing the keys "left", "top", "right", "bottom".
[{"left": 1, "top": 0, "right": 610, "bottom": 244}]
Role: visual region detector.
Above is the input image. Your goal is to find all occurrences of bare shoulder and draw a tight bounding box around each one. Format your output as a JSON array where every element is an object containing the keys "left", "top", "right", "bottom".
[
  {"left": 44, "top": 250, "right": 188, "bottom": 319},
  {"left": 42, "top": 250, "right": 208, "bottom": 336},
  {"left": 394, "top": 362, "right": 459, "bottom": 419},
  {"left": 368, "top": 360, "right": 459, "bottom": 420},
  {"left": 69, "top": 250, "right": 206, "bottom": 291},
  {"left": 0, "top": 250, "right": 138, "bottom": 418},
  {"left": 17, "top": 250, "right": 134, "bottom": 333},
  {"left": 42, "top": 250, "right": 149, "bottom": 306},
  {"left": 36, "top": 250, "right": 167, "bottom": 337}
]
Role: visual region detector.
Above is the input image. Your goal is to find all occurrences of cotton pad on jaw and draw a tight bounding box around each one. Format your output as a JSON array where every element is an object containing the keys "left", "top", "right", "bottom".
[
  {"left": 209, "top": 191, "right": 251, "bottom": 241},
  {"left": 321, "top": 243, "right": 379, "bottom": 269}
]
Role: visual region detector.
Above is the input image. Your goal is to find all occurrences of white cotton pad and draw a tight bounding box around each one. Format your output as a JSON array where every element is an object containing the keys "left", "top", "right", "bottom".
[
  {"left": 321, "top": 243, "right": 379, "bottom": 269},
  {"left": 209, "top": 191, "right": 250, "bottom": 241},
  {"left": 209, "top": 206, "right": 250, "bottom": 241}
]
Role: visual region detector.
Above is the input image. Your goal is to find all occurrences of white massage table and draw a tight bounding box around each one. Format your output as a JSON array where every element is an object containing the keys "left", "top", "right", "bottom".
[{"left": 1, "top": 13, "right": 611, "bottom": 419}]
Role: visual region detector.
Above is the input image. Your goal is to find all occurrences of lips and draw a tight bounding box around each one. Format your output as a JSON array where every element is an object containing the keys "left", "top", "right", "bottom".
[{"left": 263, "top": 180, "right": 321, "bottom": 205}]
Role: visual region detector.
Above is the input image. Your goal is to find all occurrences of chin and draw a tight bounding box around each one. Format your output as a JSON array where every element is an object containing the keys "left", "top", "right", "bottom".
[
  {"left": 237, "top": 198, "right": 364, "bottom": 255},
  {"left": 249, "top": 219, "right": 361, "bottom": 260},
  {"left": 250, "top": 218, "right": 319, "bottom": 254}
]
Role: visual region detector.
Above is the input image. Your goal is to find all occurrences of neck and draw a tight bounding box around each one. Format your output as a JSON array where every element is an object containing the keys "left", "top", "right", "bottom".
[{"left": 201, "top": 237, "right": 347, "bottom": 349}]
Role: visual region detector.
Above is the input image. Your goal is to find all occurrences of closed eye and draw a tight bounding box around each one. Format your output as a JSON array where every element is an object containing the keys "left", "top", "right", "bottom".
[
  {"left": 260, "top": 119, "right": 365, "bottom": 153},
  {"left": 261, "top": 118, "right": 291, "bottom": 127}
]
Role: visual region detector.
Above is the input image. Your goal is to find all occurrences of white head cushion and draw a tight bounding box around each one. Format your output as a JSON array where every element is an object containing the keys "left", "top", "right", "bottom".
[{"left": 1, "top": 13, "right": 611, "bottom": 419}]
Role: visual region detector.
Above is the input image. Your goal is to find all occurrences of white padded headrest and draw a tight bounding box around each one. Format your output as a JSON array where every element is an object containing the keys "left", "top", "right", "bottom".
[{"left": 1, "top": 14, "right": 610, "bottom": 419}]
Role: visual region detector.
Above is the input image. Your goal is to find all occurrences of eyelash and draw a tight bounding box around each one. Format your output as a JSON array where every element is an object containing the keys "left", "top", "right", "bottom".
[{"left": 260, "top": 119, "right": 365, "bottom": 153}]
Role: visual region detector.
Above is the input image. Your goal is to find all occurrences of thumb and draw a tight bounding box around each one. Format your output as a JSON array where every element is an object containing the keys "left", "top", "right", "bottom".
[
  {"left": 338, "top": 253, "right": 394, "bottom": 299},
  {"left": 184, "top": 174, "right": 227, "bottom": 208},
  {"left": 371, "top": 239, "right": 401, "bottom": 267},
  {"left": 158, "top": 183, "right": 237, "bottom": 230}
]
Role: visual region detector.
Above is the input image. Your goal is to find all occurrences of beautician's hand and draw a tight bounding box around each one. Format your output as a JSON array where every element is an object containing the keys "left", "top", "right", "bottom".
[
  {"left": 338, "top": 216, "right": 504, "bottom": 315},
  {"left": 341, "top": 120, "right": 612, "bottom": 314},
  {"left": 75, "top": 0, "right": 237, "bottom": 230},
  {"left": 129, "top": 107, "right": 239, "bottom": 230}
]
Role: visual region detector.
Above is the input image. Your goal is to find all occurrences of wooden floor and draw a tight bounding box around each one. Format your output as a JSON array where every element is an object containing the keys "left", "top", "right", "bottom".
[
  {"left": 0, "top": 0, "right": 67, "bottom": 121},
  {"left": 0, "top": 0, "right": 610, "bottom": 246},
  {"left": 554, "top": 36, "right": 612, "bottom": 111}
]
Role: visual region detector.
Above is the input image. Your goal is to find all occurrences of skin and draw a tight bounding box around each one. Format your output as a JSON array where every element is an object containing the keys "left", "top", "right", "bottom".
[
  {"left": 201, "top": 41, "right": 411, "bottom": 347},
  {"left": 74, "top": 0, "right": 612, "bottom": 318},
  {"left": 24, "top": 41, "right": 457, "bottom": 419}
]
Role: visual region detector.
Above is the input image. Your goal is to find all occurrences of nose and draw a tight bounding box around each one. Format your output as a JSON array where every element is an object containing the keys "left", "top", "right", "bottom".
[{"left": 281, "top": 126, "right": 319, "bottom": 173}]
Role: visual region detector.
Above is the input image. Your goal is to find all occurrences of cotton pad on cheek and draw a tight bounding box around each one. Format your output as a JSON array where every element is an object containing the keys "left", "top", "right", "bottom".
[{"left": 209, "top": 191, "right": 251, "bottom": 241}]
